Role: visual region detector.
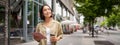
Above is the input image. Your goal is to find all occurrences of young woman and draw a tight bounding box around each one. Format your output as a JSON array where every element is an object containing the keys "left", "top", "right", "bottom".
[{"left": 34, "top": 4, "right": 63, "bottom": 45}]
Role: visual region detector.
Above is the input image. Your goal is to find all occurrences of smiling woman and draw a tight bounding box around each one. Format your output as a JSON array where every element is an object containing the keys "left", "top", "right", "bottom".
[
  {"left": 33, "top": 4, "right": 63, "bottom": 45},
  {"left": 40, "top": 4, "right": 53, "bottom": 21}
]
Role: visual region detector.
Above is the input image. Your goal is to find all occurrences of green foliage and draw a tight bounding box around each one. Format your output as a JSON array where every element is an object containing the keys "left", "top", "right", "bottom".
[
  {"left": 115, "top": 14, "right": 120, "bottom": 26},
  {"left": 106, "top": 5, "right": 120, "bottom": 27},
  {"left": 75, "top": 0, "right": 120, "bottom": 25},
  {"left": 100, "top": 17, "right": 108, "bottom": 27},
  {"left": 106, "top": 14, "right": 120, "bottom": 27},
  {"left": 106, "top": 13, "right": 116, "bottom": 27},
  {"left": 75, "top": 0, "right": 120, "bottom": 37}
]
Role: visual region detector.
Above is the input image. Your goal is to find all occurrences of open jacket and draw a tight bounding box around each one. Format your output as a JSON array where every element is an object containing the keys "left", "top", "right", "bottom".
[{"left": 35, "top": 20, "right": 63, "bottom": 45}]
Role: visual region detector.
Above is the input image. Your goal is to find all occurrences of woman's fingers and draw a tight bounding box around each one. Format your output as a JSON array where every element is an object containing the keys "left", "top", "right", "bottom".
[{"left": 50, "top": 36, "right": 58, "bottom": 42}]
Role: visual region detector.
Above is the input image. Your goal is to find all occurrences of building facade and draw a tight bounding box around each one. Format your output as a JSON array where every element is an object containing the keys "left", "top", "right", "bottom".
[{"left": 0, "top": 0, "right": 76, "bottom": 45}]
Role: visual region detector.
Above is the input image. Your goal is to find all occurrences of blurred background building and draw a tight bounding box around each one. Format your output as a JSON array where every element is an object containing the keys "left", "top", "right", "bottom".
[{"left": 0, "top": 0, "right": 78, "bottom": 45}]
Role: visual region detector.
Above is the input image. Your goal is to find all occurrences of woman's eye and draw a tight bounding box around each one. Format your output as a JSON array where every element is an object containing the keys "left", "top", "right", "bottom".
[
  {"left": 48, "top": 8, "right": 50, "bottom": 10},
  {"left": 44, "top": 9, "right": 47, "bottom": 11}
]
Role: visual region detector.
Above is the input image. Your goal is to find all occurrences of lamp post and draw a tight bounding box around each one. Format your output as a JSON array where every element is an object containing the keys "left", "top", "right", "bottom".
[{"left": 23, "top": 0, "right": 28, "bottom": 42}]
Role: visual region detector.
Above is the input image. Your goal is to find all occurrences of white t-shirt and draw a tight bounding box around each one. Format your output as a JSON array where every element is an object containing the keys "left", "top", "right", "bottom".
[{"left": 46, "top": 27, "right": 51, "bottom": 45}]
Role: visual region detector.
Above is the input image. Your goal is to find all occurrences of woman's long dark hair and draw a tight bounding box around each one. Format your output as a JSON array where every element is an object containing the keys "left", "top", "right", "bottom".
[{"left": 39, "top": 4, "right": 53, "bottom": 21}]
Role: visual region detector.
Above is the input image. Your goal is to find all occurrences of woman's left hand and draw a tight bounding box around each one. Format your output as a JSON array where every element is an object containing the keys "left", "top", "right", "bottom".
[{"left": 50, "top": 36, "right": 59, "bottom": 42}]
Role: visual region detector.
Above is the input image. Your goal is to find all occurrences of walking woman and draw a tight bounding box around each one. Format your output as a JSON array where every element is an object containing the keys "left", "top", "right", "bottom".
[{"left": 33, "top": 4, "right": 63, "bottom": 45}]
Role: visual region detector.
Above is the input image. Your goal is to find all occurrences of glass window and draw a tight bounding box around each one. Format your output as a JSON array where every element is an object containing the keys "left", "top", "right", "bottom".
[
  {"left": 56, "top": 2, "right": 61, "bottom": 16},
  {"left": 63, "top": 7, "right": 66, "bottom": 17}
]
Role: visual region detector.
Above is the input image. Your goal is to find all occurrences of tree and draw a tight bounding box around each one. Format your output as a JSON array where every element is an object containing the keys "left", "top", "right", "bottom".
[
  {"left": 113, "top": 5, "right": 120, "bottom": 27},
  {"left": 116, "top": 15, "right": 120, "bottom": 26},
  {"left": 107, "top": 13, "right": 117, "bottom": 27},
  {"left": 106, "top": 5, "right": 120, "bottom": 27},
  {"left": 75, "top": 0, "right": 120, "bottom": 37}
]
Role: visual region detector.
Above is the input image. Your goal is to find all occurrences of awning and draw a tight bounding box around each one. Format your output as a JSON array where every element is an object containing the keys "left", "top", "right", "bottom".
[
  {"left": 61, "top": 20, "right": 76, "bottom": 24},
  {"left": 59, "top": 0, "right": 74, "bottom": 15}
]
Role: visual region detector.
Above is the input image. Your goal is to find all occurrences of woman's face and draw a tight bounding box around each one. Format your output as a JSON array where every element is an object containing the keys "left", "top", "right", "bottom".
[{"left": 42, "top": 6, "right": 52, "bottom": 18}]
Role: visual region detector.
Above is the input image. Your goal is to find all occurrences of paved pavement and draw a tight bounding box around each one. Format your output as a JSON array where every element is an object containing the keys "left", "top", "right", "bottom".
[
  {"left": 16, "top": 41, "right": 38, "bottom": 45},
  {"left": 16, "top": 30, "right": 120, "bottom": 45}
]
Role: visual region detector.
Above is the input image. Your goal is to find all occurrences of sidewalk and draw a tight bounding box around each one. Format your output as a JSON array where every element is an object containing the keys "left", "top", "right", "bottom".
[
  {"left": 79, "top": 34, "right": 111, "bottom": 45},
  {"left": 57, "top": 30, "right": 109, "bottom": 45},
  {"left": 80, "top": 30, "right": 120, "bottom": 45},
  {"left": 16, "top": 40, "right": 38, "bottom": 45},
  {"left": 16, "top": 30, "right": 120, "bottom": 45}
]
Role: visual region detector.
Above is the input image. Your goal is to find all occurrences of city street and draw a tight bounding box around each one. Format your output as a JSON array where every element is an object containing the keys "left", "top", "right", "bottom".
[
  {"left": 1, "top": 0, "right": 120, "bottom": 45},
  {"left": 17, "top": 30, "right": 120, "bottom": 45}
]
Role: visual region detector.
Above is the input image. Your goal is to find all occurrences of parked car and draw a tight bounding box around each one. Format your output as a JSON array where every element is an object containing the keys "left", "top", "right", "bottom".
[
  {"left": 62, "top": 24, "right": 71, "bottom": 34},
  {"left": 61, "top": 20, "right": 76, "bottom": 34},
  {"left": 69, "top": 24, "right": 80, "bottom": 32}
]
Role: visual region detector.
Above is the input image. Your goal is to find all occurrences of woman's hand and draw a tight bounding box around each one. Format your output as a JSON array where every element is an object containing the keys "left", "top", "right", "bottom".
[
  {"left": 33, "top": 32, "right": 46, "bottom": 42},
  {"left": 50, "top": 36, "right": 59, "bottom": 42}
]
